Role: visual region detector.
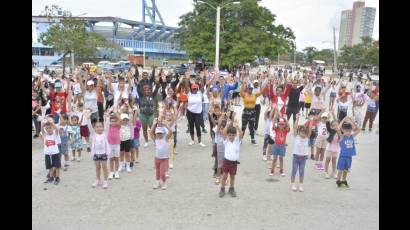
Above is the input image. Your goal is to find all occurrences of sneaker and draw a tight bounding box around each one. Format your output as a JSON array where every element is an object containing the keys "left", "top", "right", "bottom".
[
  {"left": 228, "top": 187, "right": 237, "bottom": 197},
  {"left": 361, "top": 128, "right": 365, "bottom": 131},
  {"left": 336, "top": 180, "right": 342, "bottom": 188},
  {"left": 251, "top": 140, "right": 257, "bottom": 145},
  {"left": 343, "top": 181, "right": 349, "bottom": 188},
  {"left": 318, "top": 163, "right": 324, "bottom": 170},
  {"left": 33, "top": 134, "right": 39, "bottom": 138},
  {"left": 130, "top": 162, "right": 134, "bottom": 168},
  {"left": 126, "top": 165, "right": 132, "bottom": 173},
  {"left": 219, "top": 188, "right": 226, "bottom": 198},
  {"left": 202, "top": 128, "right": 208, "bottom": 133},
  {"left": 161, "top": 181, "right": 167, "bottom": 190},
  {"left": 135, "top": 159, "right": 139, "bottom": 163},
  {"left": 144, "top": 143, "right": 149, "bottom": 148},
  {"left": 118, "top": 164, "right": 123, "bottom": 172},
  {"left": 169, "top": 163, "right": 174, "bottom": 169},
  {"left": 269, "top": 169, "right": 274, "bottom": 176},
  {"left": 310, "top": 154, "right": 314, "bottom": 160},
  {"left": 215, "top": 178, "right": 220, "bottom": 185},
  {"left": 280, "top": 169, "right": 285, "bottom": 177},
  {"left": 199, "top": 142, "right": 206, "bottom": 147},
  {"left": 77, "top": 157, "right": 81, "bottom": 162},
  {"left": 315, "top": 163, "right": 321, "bottom": 170},
  {"left": 298, "top": 185, "right": 304, "bottom": 192},
  {"left": 153, "top": 180, "right": 161, "bottom": 189},
  {"left": 71, "top": 157, "right": 76, "bottom": 161},
  {"left": 333, "top": 172, "right": 338, "bottom": 179},
  {"left": 291, "top": 184, "right": 297, "bottom": 192},
  {"left": 102, "top": 180, "right": 108, "bottom": 189},
  {"left": 186, "top": 129, "right": 190, "bottom": 133},
  {"left": 43, "top": 177, "right": 53, "bottom": 184},
  {"left": 114, "top": 171, "right": 120, "bottom": 179},
  {"left": 54, "top": 177, "right": 60, "bottom": 185},
  {"left": 369, "top": 128, "right": 372, "bottom": 132},
  {"left": 87, "top": 147, "right": 91, "bottom": 153},
  {"left": 166, "top": 173, "right": 170, "bottom": 178},
  {"left": 92, "top": 180, "right": 100, "bottom": 188},
  {"left": 325, "top": 172, "right": 330, "bottom": 179},
  {"left": 262, "top": 155, "right": 267, "bottom": 161},
  {"left": 189, "top": 140, "right": 195, "bottom": 145},
  {"left": 108, "top": 172, "right": 114, "bottom": 180}
]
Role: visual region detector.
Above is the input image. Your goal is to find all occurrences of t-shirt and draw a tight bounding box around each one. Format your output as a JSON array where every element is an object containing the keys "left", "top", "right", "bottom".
[
  {"left": 305, "top": 120, "right": 319, "bottom": 138},
  {"left": 273, "top": 127, "right": 288, "bottom": 145},
  {"left": 203, "top": 86, "right": 209, "bottom": 103},
  {"left": 187, "top": 92, "right": 203, "bottom": 114},
  {"left": 264, "top": 119, "right": 272, "bottom": 135},
  {"left": 57, "top": 124, "right": 70, "bottom": 144},
  {"left": 155, "top": 128, "right": 169, "bottom": 159},
  {"left": 140, "top": 96, "right": 155, "bottom": 115},
  {"left": 134, "top": 120, "right": 142, "bottom": 139},
  {"left": 252, "top": 87, "right": 262, "bottom": 105},
  {"left": 277, "top": 97, "right": 286, "bottom": 112},
  {"left": 299, "top": 91, "right": 305, "bottom": 102},
  {"left": 215, "top": 132, "right": 225, "bottom": 153},
  {"left": 288, "top": 86, "right": 304, "bottom": 107},
  {"left": 107, "top": 124, "right": 121, "bottom": 145},
  {"left": 339, "top": 135, "right": 356, "bottom": 157},
  {"left": 84, "top": 90, "right": 98, "bottom": 113},
  {"left": 73, "top": 83, "right": 82, "bottom": 95},
  {"left": 43, "top": 132, "right": 60, "bottom": 155},
  {"left": 112, "top": 82, "right": 129, "bottom": 106},
  {"left": 353, "top": 93, "right": 369, "bottom": 107},
  {"left": 91, "top": 133, "right": 109, "bottom": 155},
  {"left": 311, "top": 94, "right": 325, "bottom": 110},
  {"left": 317, "top": 122, "right": 328, "bottom": 139},
  {"left": 292, "top": 136, "right": 309, "bottom": 156},
  {"left": 304, "top": 92, "right": 311, "bottom": 103},
  {"left": 120, "top": 125, "right": 132, "bottom": 141},
  {"left": 224, "top": 137, "right": 241, "bottom": 161},
  {"left": 338, "top": 101, "right": 349, "bottom": 112},
  {"left": 49, "top": 91, "right": 68, "bottom": 114},
  {"left": 326, "top": 134, "right": 340, "bottom": 153},
  {"left": 367, "top": 99, "right": 377, "bottom": 112}
]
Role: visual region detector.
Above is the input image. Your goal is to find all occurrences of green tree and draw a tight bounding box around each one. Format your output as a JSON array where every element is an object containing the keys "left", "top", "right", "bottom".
[
  {"left": 313, "top": 49, "right": 334, "bottom": 65},
  {"left": 339, "top": 36, "right": 378, "bottom": 68},
  {"left": 39, "top": 17, "right": 122, "bottom": 58},
  {"left": 302, "top": 46, "right": 317, "bottom": 64},
  {"left": 176, "top": 0, "right": 295, "bottom": 68}
]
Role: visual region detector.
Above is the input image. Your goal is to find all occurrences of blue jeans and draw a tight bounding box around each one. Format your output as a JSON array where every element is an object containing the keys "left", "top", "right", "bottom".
[
  {"left": 202, "top": 103, "right": 209, "bottom": 121},
  {"left": 291, "top": 155, "right": 307, "bottom": 180}
]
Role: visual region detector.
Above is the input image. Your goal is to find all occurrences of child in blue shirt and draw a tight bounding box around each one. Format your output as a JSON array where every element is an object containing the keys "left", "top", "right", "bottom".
[{"left": 336, "top": 117, "right": 360, "bottom": 188}]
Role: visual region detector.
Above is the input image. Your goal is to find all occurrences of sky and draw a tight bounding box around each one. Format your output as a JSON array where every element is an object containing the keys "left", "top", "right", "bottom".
[{"left": 32, "top": 0, "right": 379, "bottom": 51}]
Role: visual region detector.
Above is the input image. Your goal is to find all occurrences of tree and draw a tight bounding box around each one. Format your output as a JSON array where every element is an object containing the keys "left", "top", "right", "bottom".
[
  {"left": 302, "top": 46, "right": 317, "bottom": 64},
  {"left": 339, "top": 36, "right": 378, "bottom": 68},
  {"left": 176, "top": 0, "right": 295, "bottom": 68},
  {"left": 313, "top": 49, "right": 334, "bottom": 65},
  {"left": 39, "top": 17, "right": 122, "bottom": 59}
]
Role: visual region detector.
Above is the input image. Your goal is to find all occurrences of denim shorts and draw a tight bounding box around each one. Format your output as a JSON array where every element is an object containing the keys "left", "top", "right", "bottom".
[
  {"left": 308, "top": 137, "right": 316, "bottom": 147},
  {"left": 337, "top": 156, "right": 352, "bottom": 171},
  {"left": 132, "top": 138, "right": 140, "bottom": 149},
  {"left": 272, "top": 144, "right": 286, "bottom": 157}
]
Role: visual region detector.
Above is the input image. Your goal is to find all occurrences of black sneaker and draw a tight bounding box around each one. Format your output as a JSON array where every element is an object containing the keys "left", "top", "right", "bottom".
[
  {"left": 343, "top": 181, "right": 349, "bottom": 188},
  {"left": 33, "top": 134, "right": 39, "bottom": 138},
  {"left": 54, "top": 177, "right": 60, "bottom": 185},
  {"left": 130, "top": 162, "right": 134, "bottom": 168},
  {"left": 361, "top": 128, "right": 365, "bottom": 131},
  {"left": 219, "top": 188, "right": 226, "bottom": 198},
  {"left": 202, "top": 128, "right": 208, "bottom": 133},
  {"left": 228, "top": 187, "right": 237, "bottom": 197},
  {"left": 251, "top": 140, "right": 257, "bottom": 145},
  {"left": 87, "top": 147, "right": 91, "bottom": 152},
  {"left": 186, "top": 129, "right": 189, "bottom": 133},
  {"left": 336, "top": 180, "right": 342, "bottom": 188},
  {"left": 310, "top": 154, "right": 315, "bottom": 160},
  {"left": 44, "top": 177, "right": 53, "bottom": 184},
  {"left": 369, "top": 128, "right": 372, "bottom": 132}
]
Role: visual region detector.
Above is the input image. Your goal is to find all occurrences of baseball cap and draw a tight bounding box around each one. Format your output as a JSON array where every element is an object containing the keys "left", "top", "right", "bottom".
[
  {"left": 155, "top": 127, "right": 165, "bottom": 134},
  {"left": 253, "top": 80, "right": 259, "bottom": 83},
  {"left": 54, "top": 80, "right": 62, "bottom": 88},
  {"left": 321, "top": 112, "right": 329, "bottom": 118},
  {"left": 87, "top": 80, "right": 95, "bottom": 86},
  {"left": 120, "top": 113, "right": 129, "bottom": 120}
]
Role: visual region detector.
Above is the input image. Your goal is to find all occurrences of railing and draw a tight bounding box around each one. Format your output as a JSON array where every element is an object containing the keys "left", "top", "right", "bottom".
[{"left": 108, "top": 39, "right": 186, "bottom": 55}]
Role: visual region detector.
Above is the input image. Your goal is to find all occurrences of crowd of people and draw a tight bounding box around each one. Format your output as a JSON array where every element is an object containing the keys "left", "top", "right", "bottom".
[{"left": 32, "top": 64, "right": 379, "bottom": 196}]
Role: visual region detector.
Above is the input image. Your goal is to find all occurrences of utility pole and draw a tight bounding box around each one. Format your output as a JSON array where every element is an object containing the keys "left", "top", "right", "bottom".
[
  {"left": 215, "top": 6, "right": 221, "bottom": 72},
  {"left": 333, "top": 26, "right": 337, "bottom": 73}
]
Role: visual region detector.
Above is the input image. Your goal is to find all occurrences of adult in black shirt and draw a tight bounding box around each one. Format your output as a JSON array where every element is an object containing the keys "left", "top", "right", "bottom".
[{"left": 286, "top": 79, "right": 305, "bottom": 124}]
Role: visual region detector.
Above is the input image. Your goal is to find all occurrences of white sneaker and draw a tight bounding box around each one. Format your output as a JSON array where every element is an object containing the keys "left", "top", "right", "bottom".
[
  {"left": 298, "top": 185, "right": 304, "bottom": 192},
  {"left": 92, "top": 180, "right": 100, "bottom": 188},
  {"left": 189, "top": 141, "right": 195, "bottom": 145},
  {"left": 263, "top": 155, "right": 267, "bottom": 161},
  {"left": 199, "top": 142, "right": 206, "bottom": 147},
  {"left": 102, "top": 180, "right": 108, "bottom": 189},
  {"left": 108, "top": 172, "right": 114, "bottom": 180},
  {"left": 144, "top": 143, "right": 149, "bottom": 148},
  {"left": 325, "top": 172, "right": 330, "bottom": 179},
  {"left": 153, "top": 180, "right": 160, "bottom": 189},
  {"left": 161, "top": 181, "right": 167, "bottom": 190},
  {"left": 126, "top": 165, "right": 132, "bottom": 173},
  {"left": 291, "top": 184, "right": 297, "bottom": 192},
  {"left": 118, "top": 164, "right": 123, "bottom": 172},
  {"left": 269, "top": 172, "right": 274, "bottom": 176},
  {"left": 77, "top": 157, "right": 81, "bottom": 162},
  {"left": 114, "top": 171, "right": 120, "bottom": 179},
  {"left": 169, "top": 163, "right": 173, "bottom": 169},
  {"left": 166, "top": 173, "right": 170, "bottom": 178},
  {"left": 280, "top": 172, "right": 286, "bottom": 177},
  {"left": 333, "top": 172, "right": 338, "bottom": 179}
]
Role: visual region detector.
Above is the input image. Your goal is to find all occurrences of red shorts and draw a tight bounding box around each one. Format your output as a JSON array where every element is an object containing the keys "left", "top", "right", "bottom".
[
  {"left": 222, "top": 159, "right": 238, "bottom": 176},
  {"left": 80, "top": 125, "right": 90, "bottom": 137}
]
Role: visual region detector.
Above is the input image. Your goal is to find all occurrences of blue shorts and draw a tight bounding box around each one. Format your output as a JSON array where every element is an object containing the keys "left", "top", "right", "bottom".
[
  {"left": 337, "top": 156, "right": 352, "bottom": 171},
  {"left": 132, "top": 138, "right": 140, "bottom": 149},
  {"left": 308, "top": 137, "right": 316, "bottom": 147},
  {"left": 272, "top": 144, "right": 286, "bottom": 157}
]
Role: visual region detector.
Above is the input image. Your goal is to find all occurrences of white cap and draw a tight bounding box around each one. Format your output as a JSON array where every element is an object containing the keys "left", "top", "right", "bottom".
[
  {"left": 253, "top": 80, "right": 259, "bottom": 83},
  {"left": 87, "top": 80, "right": 95, "bottom": 86},
  {"left": 155, "top": 127, "right": 165, "bottom": 134},
  {"left": 321, "top": 112, "right": 329, "bottom": 118},
  {"left": 120, "top": 113, "right": 129, "bottom": 120}
]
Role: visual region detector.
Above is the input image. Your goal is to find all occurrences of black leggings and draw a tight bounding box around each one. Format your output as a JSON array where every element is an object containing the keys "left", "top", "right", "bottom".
[
  {"left": 286, "top": 106, "right": 299, "bottom": 124},
  {"left": 97, "top": 102, "right": 104, "bottom": 122},
  {"left": 241, "top": 108, "right": 256, "bottom": 140},
  {"left": 254, "top": 104, "right": 261, "bottom": 131},
  {"left": 187, "top": 110, "right": 202, "bottom": 141},
  {"left": 105, "top": 99, "right": 113, "bottom": 110}
]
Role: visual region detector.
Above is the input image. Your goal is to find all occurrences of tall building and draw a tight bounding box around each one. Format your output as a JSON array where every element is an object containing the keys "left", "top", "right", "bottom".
[{"left": 338, "top": 1, "right": 376, "bottom": 50}]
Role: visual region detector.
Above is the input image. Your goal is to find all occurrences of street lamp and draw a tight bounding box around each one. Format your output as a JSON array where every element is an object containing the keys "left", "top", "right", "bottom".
[
  {"left": 321, "top": 27, "right": 338, "bottom": 73},
  {"left": 197, "top": 1, "right": 240, "bottom": 72}
]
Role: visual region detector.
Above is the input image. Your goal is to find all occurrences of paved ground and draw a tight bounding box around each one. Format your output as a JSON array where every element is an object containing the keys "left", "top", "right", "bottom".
[{"left": 32, "top": 89, "right": 379, "bottom": 230}]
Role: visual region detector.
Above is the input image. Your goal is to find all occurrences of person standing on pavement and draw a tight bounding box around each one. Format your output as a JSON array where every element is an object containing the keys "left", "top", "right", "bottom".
[
  {"left": 286, "top": 79, "right": 305, "bottom": 125},
  {"left": 252, "top": 79, "right": 267, "bottom": 135},
  {"left": 187, "top": 82, "right": 206, "bottom": 147}
]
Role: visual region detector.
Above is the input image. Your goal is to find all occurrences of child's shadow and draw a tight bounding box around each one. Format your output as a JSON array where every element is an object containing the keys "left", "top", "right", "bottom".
[{"left": 265, "top": 178, "right": 280, "bottom": 182}]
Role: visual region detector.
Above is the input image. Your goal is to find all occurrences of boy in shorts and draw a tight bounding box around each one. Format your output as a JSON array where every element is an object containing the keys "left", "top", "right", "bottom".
[
  {"left": 219, "top": 120, "right": 243, "bottom": 198},
  {"left": 57, "top": 114, "right": 70, "bottom": 171},
  {"left": 41, "top": 119, "right": 62, "bottom": 185}
]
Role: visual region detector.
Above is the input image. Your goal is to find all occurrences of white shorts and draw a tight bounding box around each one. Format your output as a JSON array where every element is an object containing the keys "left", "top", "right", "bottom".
[{"left": 108, "top": 144, "right": 120, "bottom": 158}]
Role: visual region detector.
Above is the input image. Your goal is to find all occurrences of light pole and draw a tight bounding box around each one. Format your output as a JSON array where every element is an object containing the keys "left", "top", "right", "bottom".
[{"left": 197, "top": 1, "right": 240, "bottom": 72}]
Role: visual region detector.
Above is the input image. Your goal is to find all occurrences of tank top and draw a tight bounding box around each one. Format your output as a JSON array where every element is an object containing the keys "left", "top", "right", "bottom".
[
  {"left": 155, "top": 134, "right": 169, "bottom": 159},
  {"left": 339, "top": 135, "right": 356, "bottom": 157},
  {"left": 140, "top": 96, "right": 155, "bottom": 115}
]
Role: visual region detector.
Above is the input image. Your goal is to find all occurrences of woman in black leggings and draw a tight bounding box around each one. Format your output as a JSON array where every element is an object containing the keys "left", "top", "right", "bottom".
[{"left": 187, "top": 82, "right": 206, "bottom": 147}]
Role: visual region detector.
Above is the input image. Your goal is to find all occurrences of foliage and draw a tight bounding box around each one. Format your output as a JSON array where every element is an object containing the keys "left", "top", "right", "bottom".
[
  {"left": 176, "top": 0, "right": 295, "bottom": 68},
  {"left": 339, "top": 36, "right": 379, "bottom": 68}
]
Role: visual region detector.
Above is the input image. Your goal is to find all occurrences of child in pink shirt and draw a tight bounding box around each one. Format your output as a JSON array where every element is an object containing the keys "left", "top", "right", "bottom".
[{"left": 105, "top": 112, "right": 121, "bottom": 179}]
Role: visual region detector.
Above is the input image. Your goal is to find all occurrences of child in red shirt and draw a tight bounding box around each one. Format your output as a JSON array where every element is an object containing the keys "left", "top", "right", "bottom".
[{"left": 270, "top": 117, "right": 290, "bottom": 176}]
